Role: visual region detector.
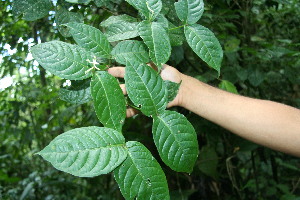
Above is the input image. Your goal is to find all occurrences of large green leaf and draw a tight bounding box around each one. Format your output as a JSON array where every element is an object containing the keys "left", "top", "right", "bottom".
[
  {"left": 55, "top": 7, "right": 84, "bottom": 38},
  {"left": 125, "top": 0, "right": 162, "bottom": 20},
  {"left": 184, "top": 24, "right": 223, "bottom": 74},
  {"left": 174, "top": 0, "right": 204, "bottom": 25},
  {"left": 37, "top": 126, "right": 128, "bottom": 177},
  {"left": 91, "top": 71, "right": 126, "bottom": 132},
  {"left": 125, "top": 61, "right": 167, "bottom": 116},
  {"left": 152, "top": 110, "right": 199, "bottom": 173},
  {"left": 31, "top": 41, "right": 93, "bottom": 80},
  {"left": 12, "top": 0, "right": 52, "bottom": 21},
  {"left": 100, "top": 14, "right": 138, "bottom": 27},
  {"left": 114, "top": 141, "right": 170, "bottom": 200},
  {"left": 111, "top": 40, "right": 150, "bottom": 65},
  {"left": 105, "top": 21, "right": 139, "bottom": 42},
  {"left": 64, "top": 22, "right": 111, "bottom": 58},
  {"left": 138, "top": 21, "right": 171, "bottom": 70}
]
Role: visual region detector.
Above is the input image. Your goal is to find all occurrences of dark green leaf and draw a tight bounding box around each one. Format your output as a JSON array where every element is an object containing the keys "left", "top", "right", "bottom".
[
  {"left": 37, "top": 126, "right": 128, "bottom": 177},
  {"left": 114, "top": 141, "right": 170, "bottom": 200},
  {"left": 31, "top": 41, "right": 93, "bottom": 80},
  {"left": 152, "top": 110, "right": 199, "bottom": 172},
  {"left": 91, "top": 71, "right": 126, "bottom": 132},
  {"left": 125, "top": 61, "right": 167, "bottom": 116},
  {"left": 59, "top": 86, "right": 92, "bottom": 105},
  {"left": 164, "top": 80, "right": 180, "bottom": 103},
  {"left": 198, "top": 146, "right": 218, "bottom": 179},
  {"left": 175, "top": 0, "right": 204, "bottom": 25}
]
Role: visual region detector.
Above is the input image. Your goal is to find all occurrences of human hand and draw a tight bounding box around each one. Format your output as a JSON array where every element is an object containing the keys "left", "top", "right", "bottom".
[{"left": 108, "top": 64, "right": 183, "bottom": 117}]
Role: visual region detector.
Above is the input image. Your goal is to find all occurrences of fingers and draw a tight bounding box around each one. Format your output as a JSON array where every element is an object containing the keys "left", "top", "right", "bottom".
[
  {"left": 108, "top": 67, "right": 125, "bottom": 78},
  {"left": 126, "top": 107, "right": 138, "bottom": 118},
  {"left": 120, "top": 84, "right": 127, "bottom": 95}
]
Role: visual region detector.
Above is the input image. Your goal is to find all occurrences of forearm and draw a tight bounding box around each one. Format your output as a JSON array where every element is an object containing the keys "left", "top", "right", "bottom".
[{"left": 178, "top": 74, "right": 300, "bottom": 157}]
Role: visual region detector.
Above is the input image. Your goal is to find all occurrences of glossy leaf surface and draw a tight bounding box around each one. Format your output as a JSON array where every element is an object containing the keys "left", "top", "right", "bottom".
[
  {"left": 37, "top": 126, "right": 128, "bottom": 177},
  {"left": 152, "top": 110, "right": 199, "bottom": 172},
  {"left": 31, "top": 41, "right": 93, "bottom": 80},
  {"left": 91, "top": 71, "right": 126, "bottom": 132},
  {"left": 114, "top": 141, "right": 170, "bottom": 200}
]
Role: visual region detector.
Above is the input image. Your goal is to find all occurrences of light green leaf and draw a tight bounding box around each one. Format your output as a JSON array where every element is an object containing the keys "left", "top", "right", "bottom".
[
  {"left": 59, "top": 87, "right": 92, "bottom": 105},
  {"left": 168, "top": 22, "right": 185, "bottom": 46},
  {"left": 218, "top": 80, "right": 238, "bottom": 94},
  {"left": 125, "top": 61, "right": 167, "bottom": 116},
  {"left": 125, "top": 0, "right": 162, "bottom": 20},
  {"left": 100, "top": 14, "right": 138, "bottom": 27},
  {"left": 111, "top": 40, "right": 150, "bottom": 65},
  {"left": 152, "top": 110, "right": 199, "bottom": 173},
  {"left": 55, "top": 7, "right": 84, "bottom": 38},
  {"left": 64, "top": 22, "right": 111, "bottom": 58},
  {"left": 105, "top": 22, "right": 139, "bottom": 42},
  {"left": 37, "top": 126, "right": 128, "bottom": 177},
  {"left": 31, "top": 41, "right": 93, "bottom": 80},
  {"left": 12, "top": 0, "right": 52, "bottom": 21},
  {"left": 94, "top": 0, "right": 110, "bottom": 7},
  {"left": 91, "top": 71, "right": 126, "bottom": 132},
  {"left": 184, "top": 24, "right": 223, "bottom": 74},
  {"left": 174, "top": 0, "right": 204, "bottom": 25},
  {"left": 114, "top": 141, "right": 170, "bottom": 200},
  {"left": 164, "top": 80, "right": 180, "bottom": 103},
  {"left": 65, "top": 0, "right": 92, "bottom": 4},
  {"left": 138, "top": 21, "right": 171, "bottom": 70},
  {"left": 156, "top": 14, "right": 169, "bottom": 29}
]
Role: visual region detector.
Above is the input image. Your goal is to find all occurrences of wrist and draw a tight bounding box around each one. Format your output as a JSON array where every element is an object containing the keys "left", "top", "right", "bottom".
[{"left": 177, "top": 73, "right": 190, "bottom": 108}]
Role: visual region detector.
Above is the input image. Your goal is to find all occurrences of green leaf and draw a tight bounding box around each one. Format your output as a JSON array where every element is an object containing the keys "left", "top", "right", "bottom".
[
  {"left": 64, "top": 22, "right": 111, "bottom": 58},
  {"left": 12, "top": 0, "right": 52, "bottom": 21},
  {"left": 100, "top": 14, "right": 138, "bottom": 27},
  {"left": 37, "top": 126, "right": 128, "bottom": 177},
  {"left": 94, "top": 0, "right": 110, "bottom": 7},
  {"left": 55, "top": 7, "right": 84, "bottom": 38},
  {"left": 31, "top": 41, "right": 93, "bottom": 80},
  {"left": 138, "top": 21, "right": 171, "bottom": 70},
  {"left": 91, "top": 71, "right": 126, "bottom": 132},
  {"left": 184, "top": 24, "right": 223, "bottom": 74},
  {"left": 174, "top": 0, "right": 204, "bottom": 25},
  {"left": 218, "top": 80, "right": 238, "bottom": 94},
  {"left": 114, "top": 141, "right": 170, "bottom": 200},
  {"left": 111, "top": 40, "right": 150, "bottom": 65},
  {"left": 198, "top": 146, "right": 219, "bottom": 179},
  {"left": 125, "top": 0, "right": 162, "bottom": 20},
  {"left": 168, "top": 22, "right": 185, "bottom": 46},
  {"left": 125, "top": 61, "right": 167, "bottom": 116},
  {"left": 59, "top": 87, "right": 92, "bottom": 105},
  {"left": 164, "top": 80, "right": 181, "bottom": 103},
  {"left": 152, "top": 110, "right": 199, "bottom": 172},
  {"left": 105, "top": 22, "right": 139, "bottom": 42},
  {"left": 65, "top": 0, "right": 92, "bottom": 4}
]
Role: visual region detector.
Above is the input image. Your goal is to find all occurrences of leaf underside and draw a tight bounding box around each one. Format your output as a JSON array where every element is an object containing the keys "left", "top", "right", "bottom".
[
  {"left": 111, "top": 40, "right": 150, "bottom": 65},
  {"left": 38, "top": 126, "right": 128, "bottom": 177},
  {"left": 105, "top": 22, "right": 139, "bottom": 42},
  {"left": 184, "top": 24, "right": 223, "bottom": 74},
  {"left": 152, "top": 110, "right": 199, "bottom": 172},
  {"left": 30, "top": 41, "right": 93, "bottom": 80},
  {"left": 91, "top": 71, "right": 126, "bottom": 132},
  {"left": 114, "top": 141, "right": 170, "bottom": 200},
  {"left": 125, "top": 61, "right": 167, "bottom": 117}
]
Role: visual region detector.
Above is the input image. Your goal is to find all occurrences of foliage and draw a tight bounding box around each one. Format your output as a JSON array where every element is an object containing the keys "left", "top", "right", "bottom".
[{"left": 1, "top": 0, "right": 300, "bottom": 199}]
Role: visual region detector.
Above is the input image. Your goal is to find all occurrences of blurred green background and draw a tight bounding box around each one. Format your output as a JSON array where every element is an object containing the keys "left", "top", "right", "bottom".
[{"left": 0, "top": 0, "right": 299, "bottom": 199}]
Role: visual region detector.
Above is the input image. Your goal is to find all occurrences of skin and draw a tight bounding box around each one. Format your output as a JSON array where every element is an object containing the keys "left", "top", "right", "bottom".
[{"left": 108, "top": 64, "right": 300, "bottom": 157}]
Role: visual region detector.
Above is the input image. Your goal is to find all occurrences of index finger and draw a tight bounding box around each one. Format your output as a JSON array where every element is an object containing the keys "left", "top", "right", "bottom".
[{"left": 107, "top": 67, "right": 125, "bottom": 78}]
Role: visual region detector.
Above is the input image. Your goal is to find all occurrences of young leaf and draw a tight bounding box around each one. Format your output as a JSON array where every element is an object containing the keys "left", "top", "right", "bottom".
[
  {"left": 152, "top": 110, "right": 199, "bottom": 173},
  {"left": 111, "top": 40, "right": 150, "bottom": 65},
  {"left": 91, "top": 71, "right": 126, "bottom": 132},
  {"left": 138, "top": 21, "right": 171, "bottom": 70},
  {"left": 114, "top": 141, "right": 170, "bottom": 200},
  {"left": 12, "top": 0, "right": 52, "bottom": 21},
  {"left": 37, "top": 126, "right": 128, "bottom": 177},
  {"left": 59, "top": 87, "right": 92, "bottom": 105},
  {"left": 125, "top": 61, "right": 167, "bottom": 117},
  {"left": 55, "top": 7, "right": 84, "bottom": 38},
  {"left": 64, "top": 22, "right": 111, "bottom": 58},
  {"left": 31, "top": 41, "right": 93, "bottom": 80},
  {"left": 125, "top": 0, "right": 162, "bottom": 21},
  {"left": 174, "top": 0, "right": 204, "bottom": 25},
  {"left": 218, "top": 80, "right": 238, "bottom": 94},
  {"left": 100, "top": 14, "right": 138, "bottom": 27},
  {"left": 164, "top": 80, "right": 180, "bottom": 103},
  {"left": 104, "top": 22, "right": 139, "bottom": 42},
  {"left": 184, "top": 24, "right": 223, "bottom": 74}
]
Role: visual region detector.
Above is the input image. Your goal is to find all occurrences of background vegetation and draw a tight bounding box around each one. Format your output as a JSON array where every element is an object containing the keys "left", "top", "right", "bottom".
[{"left": 1, "top": 0, "right": 299, "bottom": 199}]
